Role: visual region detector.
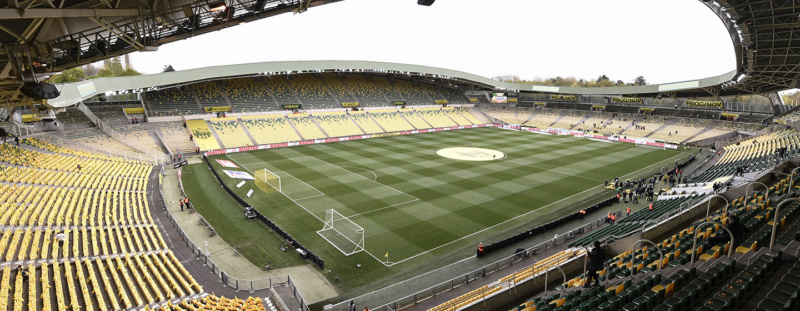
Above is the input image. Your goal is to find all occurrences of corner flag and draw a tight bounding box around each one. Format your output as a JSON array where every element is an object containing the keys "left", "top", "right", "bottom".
[{"left": 385, "top": 252, "right": 388, "bottom": 258}]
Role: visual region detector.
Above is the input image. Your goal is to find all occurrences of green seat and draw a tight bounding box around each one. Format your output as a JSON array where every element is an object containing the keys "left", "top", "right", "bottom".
[
  {"left": 663, "top": 297, "right": 682, "bottom": 310},
  {"left": 704, "top": 297, "right": 728, "bottom": 311},
  {"left": 621, "top": 302, "right": 638, "bottom": 311},
  {"left": 758, "top": 298, "right": 788, "bottom": 311},
  {"left": 597, "top": 301, "right": 612, "bottom": 311},
  {"left": 715, "top": 289, "right": 738, "bottom": 307},
  {"left": 766, "top": 291, "right": 793, "bottom": 309}
]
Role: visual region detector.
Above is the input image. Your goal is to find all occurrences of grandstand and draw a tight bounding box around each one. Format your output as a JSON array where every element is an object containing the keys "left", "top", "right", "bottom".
[
  {"left": 525, "top": 109, "right": 561, "bottom": 128},
  {"left": 314, "top": 112, "right": 364, "bottom": 137},
  {"left": 287, "top": 74, "right": 338, "bottom": 109},
  {"left": 186, "top": 119, "right": 221, "bottom": 151},
  {"left": 144, "top": 87, "right": 199, "bottom": 117},
  {"left": 224, "top": 77, "right": 277, "bottom": 113},
  {"left": 370, "top": 110, "right": 415, "bottom": 132},
  {"left": 349, "top": 112, "right": 384, "bottom": 134},
  {"left": 321, "top": 73, "right": 358, "bottom": 104},
  {"left": 393, "top": 79, "right": 431, "bottom": 105},
  {"left": 415, "top": 108, "right": 457, "bottom": 128},
  {"left": 442, "top": 107, "right": 473, "bottom": 126},
  {"left": 265, "top": 76, "right": 300, "bottom": 107},
  {"left": 242, "top": 116, "right": 302, "bottom": 144},
  {"left": 211, "top": 119, "right": 255, "bottom": 148},
  {"left": 288, "top": 115, "right": 327, "bottom": 140},
  {"left": 400, "top": 110, "right": 433, "bottom": 129},
  {"left": 482, "top": 107, "right": 532, "bottom": 125},
  {"left": 342, "top": 74, "right": 390, "bottom": 107},
  {"left": 194, "top": 82, "right": 230, "bottom": 110},
  {"left": 0, "top": 138, "right": 219, "bottom": 311},
  {"left": 152, "top": 122, "right": 196, "bottom": 154}
]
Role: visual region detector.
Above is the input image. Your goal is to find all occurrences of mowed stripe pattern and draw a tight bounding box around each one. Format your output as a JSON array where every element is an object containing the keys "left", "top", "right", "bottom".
[{"left": 225, "top": 128, "right": 681, "bottom": 262}]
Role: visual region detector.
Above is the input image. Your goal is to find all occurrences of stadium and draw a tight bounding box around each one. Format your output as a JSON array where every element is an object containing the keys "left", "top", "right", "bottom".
[{"left": 2, "top": 0, "right": 800, "bottom": 311}]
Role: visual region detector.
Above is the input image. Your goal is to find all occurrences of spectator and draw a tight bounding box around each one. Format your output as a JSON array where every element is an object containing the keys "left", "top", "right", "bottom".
[
  {"left": 55, "top": 232, "right": 66, "bottom": 247},
  {"left": 708, "top": 216, "right": 746, "bottom": 247},
  {"left": 15, "top": 136, "right": 19, "bottom": 146},
  {"left": 179, "top": 199, "right": 184, "bottom": 212},
  {"left": 348, "top": 301, "right": 356, "bottom": 311},
  {"left": 16, "top": 266, "right": 28, "bottom": 282},
  {"left": 477, "top": 242, "right": 484, "bottom": 258},
  {"left": 626, "top": 206, "right": 631, "bottom": 216},
  {"left": 190, "top": 134, "right": 193, "bottom": 141},
  {"left": 584, "top": 241, "right": 605, "bottom": 288}
]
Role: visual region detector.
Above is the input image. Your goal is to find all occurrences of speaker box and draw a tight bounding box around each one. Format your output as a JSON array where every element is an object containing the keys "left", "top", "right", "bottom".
[
  {"left": 19, "top": 82, "right": 60, "bottom": 99},
  {"left": 417, "top": 0, "right": 434, "bottom": 6}
]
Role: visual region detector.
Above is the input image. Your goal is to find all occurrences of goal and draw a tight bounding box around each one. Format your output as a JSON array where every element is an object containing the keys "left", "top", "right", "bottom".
[
  {"left": 254, "top": 168, "right": 282, "bottom": 193},
  {"left": 317, "top": 209, "right": 365, "bottom": 256}
]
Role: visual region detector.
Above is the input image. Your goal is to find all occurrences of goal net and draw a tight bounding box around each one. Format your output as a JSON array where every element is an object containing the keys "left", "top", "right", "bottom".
[
  {"left": 317, "top": 209, "right": 365, "bottom": 256},
  {"left": 254, "top": 168, "right": 282, "bottom": 193}
]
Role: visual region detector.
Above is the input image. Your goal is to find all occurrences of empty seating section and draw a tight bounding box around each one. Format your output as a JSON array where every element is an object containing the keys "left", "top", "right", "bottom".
[
  {"left": 621, "top": 119, "right": 663, "bottom": 138},
  {"left": 265, "top": 77, "right": 299, "bottom": 107},
  {"left": 145, "top": 88, "right": 198, "bottom": 116},
  {"left": 526, "top": 110, "right": 561, "bottom": 128},
  {"left": 342, "top": 74, "right": 389, "bottom": 106},
  {"left": 224, "top": 77, "right": 275, "bottom": 113},
  {"left": 88, "top": 105, "right": 129, "bottom": 125},
  {"left": 459, "top": 108, "right": 484, "bottom": 125},
  {"left": 242, "top": 116, "right": 301, "bottom": 144},
  {"left": 186, "top": 120, "right": 220, "bottom": 151},
  {"left": 314, "top": 113, "right": 363, "bottom": 137},
  {"left": 401, "top": 111, "right": 432, "bottom": 129},
  {"left": 288, "top": 116, "right": 326, "bottom": 140},
  {"left": 62, "top": 128, "right": 141, "bottom": 157},
  {"left": 117, "top": 128, "right": 162, "bottom": 153},
  {"left": 692, "top": 129, "right": 800, "bottom": 182},
  {"left": 155, "top": 122, "right": 195, "bottom": 154},
  {"left": 0, "top": 141, "right": 204, "bottom": 311},
  {"left": 483, "top": 107, "right": 531, "bottom": 125},
  {"left": 648, "top": 121, "right": 706, "bottom": 142},
  {"left": 349, "top": 112, "right": 383, "bottom": 134},
  {"left": 575, "top": 112, "right": 613, "bottom": 132},
  {"left": 56, "top": 108, "right": 94, "bottom": 131},
  {"left": 688, "top": 126, "right": 735, "bottom": 143},
  {"left": 152, "top": 295, "right": 267, "bottom": 311},
  {"left": 287, "top": 74, "right": 338, "bottom": 109},
  {"left": 549, "top": 112, "right": 584, "bottom": 130},
  {"left": 211, "top": 120, "right": 253, "bottom": 148},
  {"left": 193, "top": 82, "right": 228, "bottom": 109},
  {"left": 441, "top": 87, "right": 464, "bottom": 104},
  {"left": 394, "top": 79, "right": 431, "bottom": 105},
  {"left": 373, "top": 76, "right": 403, "bottom": 103},
  {"left": 416, "top": 109, "right": 457, "bottom": 128},
  {"left": 321, "top": 73, "right": 357, "bottom": 103},
  {"left": 442, "top": 108, "right": 473, "bottom": 126},
  {"left": 371, "top": 111, "right": 415, "bottom": 132}
]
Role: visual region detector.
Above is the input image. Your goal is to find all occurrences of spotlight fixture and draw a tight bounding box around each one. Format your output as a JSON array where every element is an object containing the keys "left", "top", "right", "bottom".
[
  {"left": 418, "top": 0, "right": 435, "bottom": 6},
  {"left": 209, "top": 2, "right": 227, "bottom": 12}
]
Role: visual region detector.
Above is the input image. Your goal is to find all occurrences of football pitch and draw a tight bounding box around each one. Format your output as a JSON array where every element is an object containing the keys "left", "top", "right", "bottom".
[{"left": 201, "top": 127, "right": 688, "bottom": 270}]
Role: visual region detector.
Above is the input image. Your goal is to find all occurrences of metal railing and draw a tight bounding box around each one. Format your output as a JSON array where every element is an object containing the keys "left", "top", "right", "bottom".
[
  {"left": 164, "top": 170, "right": 310, "bottom": 311},
  {"left": 77, "top": 102, "right": 169, "bottom": 164},
  {"left": 351, "top": 215, "right": 611, "bottom": 311}
]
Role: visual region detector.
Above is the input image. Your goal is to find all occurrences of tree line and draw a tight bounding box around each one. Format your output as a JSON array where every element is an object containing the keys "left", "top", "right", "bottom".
[
  {"left": 493, "top": 74, "right": 647, "bottom": 87},
  {"left": 49, "top": 56, "right": 142, "bottom": 84}
]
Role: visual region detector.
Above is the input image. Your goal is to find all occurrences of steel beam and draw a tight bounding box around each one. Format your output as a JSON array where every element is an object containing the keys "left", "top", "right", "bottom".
[{"left": 0, "top": 8, "right": 146, "bottom": 19}]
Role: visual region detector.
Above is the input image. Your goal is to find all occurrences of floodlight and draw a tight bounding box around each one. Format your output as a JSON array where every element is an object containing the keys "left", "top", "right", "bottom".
[{"left": 209, "top": 2, "right": 227, "bottom": 12}]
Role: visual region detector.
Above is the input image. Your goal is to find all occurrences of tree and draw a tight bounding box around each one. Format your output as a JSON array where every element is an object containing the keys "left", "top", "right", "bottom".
[
  {"left": 163, "top": 65, "right": 175, "bottom": 72},
  {"left": 597, "top": 75, "right": 610, "bottom": 83},
  {"left": 49, "top": 67, "right": 86, "bottom": 84},
  {"left": 634, "top": 75, "right": 647, "bottom": 86}
]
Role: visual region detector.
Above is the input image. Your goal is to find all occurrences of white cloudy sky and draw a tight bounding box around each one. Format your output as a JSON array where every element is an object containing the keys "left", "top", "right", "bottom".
[{"left": 129, "top": 0, "right": 736, "bottom": 85}]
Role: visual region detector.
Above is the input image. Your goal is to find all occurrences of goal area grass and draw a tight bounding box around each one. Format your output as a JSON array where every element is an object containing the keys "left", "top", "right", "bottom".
[{"left": 183, "top": 127, "right": 691, "bottom": 294}]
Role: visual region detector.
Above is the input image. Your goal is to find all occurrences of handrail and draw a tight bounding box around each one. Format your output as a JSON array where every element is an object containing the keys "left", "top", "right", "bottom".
[
  {"left": 770, "top": 198, "right": 798, "bottom": 250},
  {"left": 706, "top": 194, "right": 729, "bottom": 219},
  {"left": 690, "top": 221, "right": 734, "bottom": 266},
  {"left": 745, "top": 181, "right": 769, "bottom": 205},
  {"left": 789, "top": 167, "right": 800, "bottom": 193},
  {"left": 543, "top": 265, "right": 566, "bottom": 292},
  {"left": 629, "top": 239, "right": 663, "bottom": 274}
]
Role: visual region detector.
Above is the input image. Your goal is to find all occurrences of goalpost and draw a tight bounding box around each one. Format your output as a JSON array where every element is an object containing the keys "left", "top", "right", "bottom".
[
  {"left": 254, "top": 168, "right": 282, "bottom": 193},
  {"left": 317, "top": 209, "right": 365, "bottom": 256}
]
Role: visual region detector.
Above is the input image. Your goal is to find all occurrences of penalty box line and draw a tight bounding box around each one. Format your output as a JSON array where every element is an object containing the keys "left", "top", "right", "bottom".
[{"left": 227, "top": 154, "right": 411, "bottom": 266}]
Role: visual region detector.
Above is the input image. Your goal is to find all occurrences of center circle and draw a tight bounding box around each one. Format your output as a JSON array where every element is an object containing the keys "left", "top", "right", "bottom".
[{"left": 437, "top": 147, "right": 506, "bottom": 161}]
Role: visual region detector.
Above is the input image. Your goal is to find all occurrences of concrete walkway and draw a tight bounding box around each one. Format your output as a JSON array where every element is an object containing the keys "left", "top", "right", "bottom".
[{"left": 159, "top": 156, "right": 338, "bottom": 304}]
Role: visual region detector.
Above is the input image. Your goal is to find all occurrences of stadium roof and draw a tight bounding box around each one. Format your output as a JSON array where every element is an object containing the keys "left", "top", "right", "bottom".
[
  {"left": 2, "top": 0, "right": 800, "bottom": 105},
  {"left": 48, "top": 60, "right": 741, "bottom": 108}
]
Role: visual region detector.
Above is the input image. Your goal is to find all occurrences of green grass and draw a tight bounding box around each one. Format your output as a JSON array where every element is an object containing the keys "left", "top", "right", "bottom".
[
  {"left": 181, "top": 163, "right": 307, "bottom": 268},
  {"left": 189, "top": 127, "right": 691, "bottom": 294}
]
